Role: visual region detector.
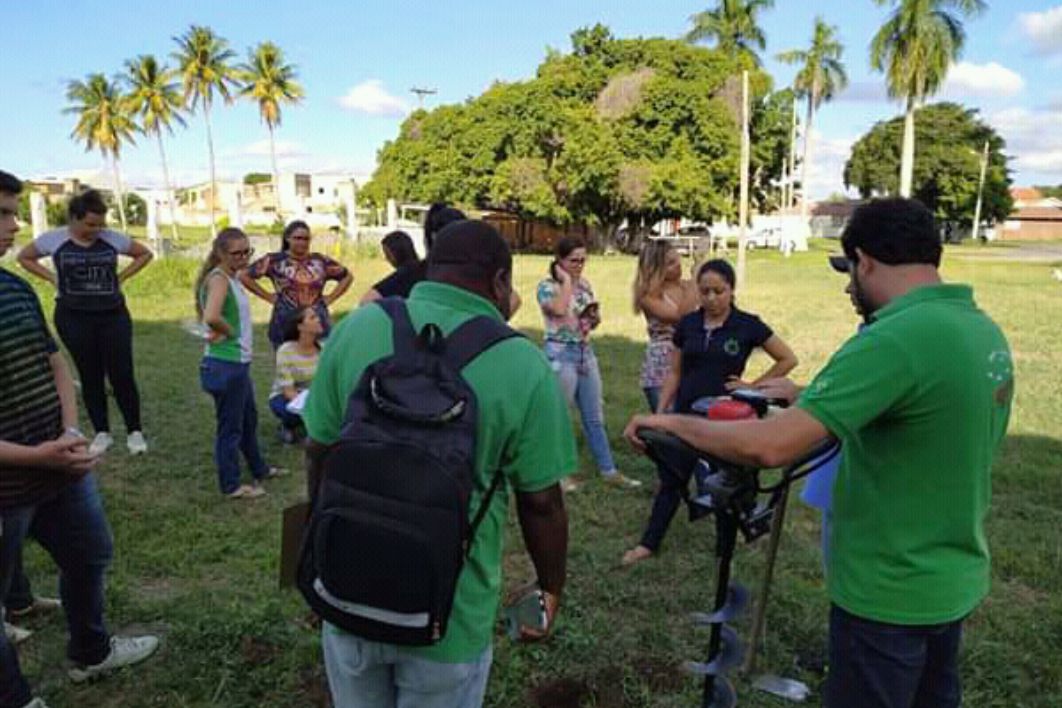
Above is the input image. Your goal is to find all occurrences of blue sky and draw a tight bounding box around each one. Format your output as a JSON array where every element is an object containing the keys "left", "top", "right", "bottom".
[{"left": 5, "top": 0, "right": 1062, "bottom": 199}]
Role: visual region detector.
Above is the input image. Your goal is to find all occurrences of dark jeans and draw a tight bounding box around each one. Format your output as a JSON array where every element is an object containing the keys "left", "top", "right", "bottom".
[
  {"left": 54, "top": 304, "right": 142, "bottom": 434},
  {"left": 639, "top": 455, "right": 697, "bottom": 552},
  {"left": 643, "top": 386, "right": 660, "bottom": 413},
  {"left": 0, "top": 475, "right": 113, "bottom": 708},
  {"left": 3, "top": 556, "right": 34, "bottom": 615},
  {"left": 826, "top": 604, "right": 964, "bottom": 708},
  {"left": 268, "top": 394, "right": 303, "bottom": 430},
  {"left": 199, "top": 357, "right": 268, "bottom": 494}
]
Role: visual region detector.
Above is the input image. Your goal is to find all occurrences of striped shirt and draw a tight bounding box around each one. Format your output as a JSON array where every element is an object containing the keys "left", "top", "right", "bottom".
[
  {"left": 270, "top": 341, "right": 319, "bottom": 399},
  {"left": 0, "top": 268, "right": 67, "bottom": 508}
]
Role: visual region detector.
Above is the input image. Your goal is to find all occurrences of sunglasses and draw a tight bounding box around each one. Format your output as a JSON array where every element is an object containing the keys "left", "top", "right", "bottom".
[{"left": 228, "top": 247, "right": 254, "bottom": 257}]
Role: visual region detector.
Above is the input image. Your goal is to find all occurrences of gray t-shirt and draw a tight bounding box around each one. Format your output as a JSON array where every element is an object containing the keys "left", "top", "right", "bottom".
[{"left": 35, "top": 228, "right": 132, "bottom": 311}]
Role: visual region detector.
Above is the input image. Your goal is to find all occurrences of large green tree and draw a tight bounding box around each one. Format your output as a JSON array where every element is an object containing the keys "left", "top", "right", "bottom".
[
  {"left": 124, "top": 54, "right": 186, "bottom": 240},
  {"left": 870, "top": 0, "right": 985, "bottom": 198},
  {"left": 777, "top": 17, "right": 847, "bottom": 224},
  {"left": 239, "top": 42, "right": 304, "bottom": 219},
  {"left": 362, "top": 27, "right": 788, "bottom": 248},
  {"left": 845, "top": 102, "right": 1012, "bottom": 227},
  {"left": 172, "top": 25, "right": 240, "bottom": 233},
  {"left": 65, "top": 73, "right": 137, "bottom": 230},
  {"left": 685, "top": 0, "right": 775, "bottom": 66}
]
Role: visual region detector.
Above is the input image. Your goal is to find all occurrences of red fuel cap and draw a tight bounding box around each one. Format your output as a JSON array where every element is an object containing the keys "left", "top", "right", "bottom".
[{"left": 706, "top": 400, "right": 756, "bottom": 420}]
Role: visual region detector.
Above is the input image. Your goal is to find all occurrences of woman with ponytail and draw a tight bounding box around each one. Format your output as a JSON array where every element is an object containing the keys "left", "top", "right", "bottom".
[{"left": 197, "top": 229, "right": 281, "bottom": 499}]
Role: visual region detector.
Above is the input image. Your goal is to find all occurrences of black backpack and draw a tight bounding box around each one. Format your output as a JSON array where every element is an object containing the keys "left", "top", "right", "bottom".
[{"left": 297, "top": 297, "right": 521, "bottom": 645}]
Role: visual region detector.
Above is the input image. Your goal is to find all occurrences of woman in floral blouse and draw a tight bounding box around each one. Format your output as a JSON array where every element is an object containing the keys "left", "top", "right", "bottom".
[
  {"left": 240, "top": 220, "right": 353, "bottom": 348},
  {"left": 536, "top": 236, "right": 640, "bottom": 491}
]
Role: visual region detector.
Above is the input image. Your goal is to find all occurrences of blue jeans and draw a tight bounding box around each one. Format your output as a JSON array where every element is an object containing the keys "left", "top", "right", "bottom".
[
  {"left": 268, "top": 394, "right": 303, "bottom": 431},
  {"left": 0, "top": 475, "right": 114, "bottom": 707},
  {"left": 199, "top": 357, "right": 269, "bottom": 494},
  {"left": 322, "top": 624, "right": 492, "bottom": 708},
  {"left": 826, "top": 604, "right": 964, "bottom": 708},
  {"left": 543, "top": 341, "right": 616, "bottom": 474}
]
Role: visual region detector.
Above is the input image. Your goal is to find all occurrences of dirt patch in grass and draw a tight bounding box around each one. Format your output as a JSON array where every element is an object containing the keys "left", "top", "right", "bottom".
[
  {"left": 295, "top": 665, "right": 332, "bottom": 708},
  {"left": 240, "top": 635, "right": 282, "bottom": 666},
  {"left": 530, "top": 659, "right": 686, "bottom": 707},
  {"left": 530, "top": 677, "right": 592, "bottom": 707}
]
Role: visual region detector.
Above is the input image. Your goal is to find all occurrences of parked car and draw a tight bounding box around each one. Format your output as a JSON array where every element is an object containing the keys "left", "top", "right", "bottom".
[{"left": 745, "top": 226, "right": 783, "bottom": 250}]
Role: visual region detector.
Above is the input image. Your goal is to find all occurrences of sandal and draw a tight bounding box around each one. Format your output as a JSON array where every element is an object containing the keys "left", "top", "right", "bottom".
[{"left": 227, "top": 484, "right": 266, "bottom": 500}]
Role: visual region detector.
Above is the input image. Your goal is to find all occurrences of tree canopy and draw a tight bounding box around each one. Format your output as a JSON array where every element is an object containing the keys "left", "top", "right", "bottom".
[
  {"left": 844, "top": 102, "right": 1013, "bottom": 225},
  {"left": 361, "top": 25, "right": 790, "bottom": 244}
]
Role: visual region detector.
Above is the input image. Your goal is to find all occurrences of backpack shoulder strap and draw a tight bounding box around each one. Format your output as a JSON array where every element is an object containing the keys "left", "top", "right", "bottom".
[
  {"left": 375, "top": 297, "right": 417, "bottom": 359},
  {"left": 443, "top": 316, "right": 523, "bottom": 371}
]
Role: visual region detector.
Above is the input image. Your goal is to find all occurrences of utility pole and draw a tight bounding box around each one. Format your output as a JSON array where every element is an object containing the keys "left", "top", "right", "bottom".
[
  {"left": 971, "top": 140, "right": 990, "bottom": 243},
  {"left": 788, "top": 94, "right": 798, "bottom": 210},
  {"left": 410, "top": 87, "right": 437, "bottom": 109},
  {"left": 736, "top": 70, "right": 751, "bottom": 290}
]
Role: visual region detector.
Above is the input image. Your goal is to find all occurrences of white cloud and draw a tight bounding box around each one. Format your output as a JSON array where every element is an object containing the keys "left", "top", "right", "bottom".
[
  {"left": 803, "top": 131, "right": 858, "bottom": 200},
  {"left": 1017, "top": 6, "right": 1062, "bottom": 55},
  {"left": 338, "top": 80, "right": 409, "bottom": 117},
  {"left": 836, "top": 81, "right": 889, "bottom": 104},
  {"left": 942, "top": 61, "right": 1024, "bottom": 98},
  {"left": 226, "top": 140, "right": 307, "bottom": 159},
  {"left": 989, "top": 106, "right": 1062, "bottom": 176}
]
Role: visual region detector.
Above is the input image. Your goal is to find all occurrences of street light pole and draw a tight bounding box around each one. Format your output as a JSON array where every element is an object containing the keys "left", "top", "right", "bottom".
[
  {"left": 971, "top": 140, "right": 989, "bottom": 243},
  {"left": 410, "top": 87, "right": 437, "bottom": 109}
]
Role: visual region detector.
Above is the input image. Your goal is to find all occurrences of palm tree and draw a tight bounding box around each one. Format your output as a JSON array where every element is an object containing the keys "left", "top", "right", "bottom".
[
  {"left": 871, "top": 0, "right": 985, "bottom": 197},
  {"left": 686, "top": 0, "right": 775, "bottom": 65},
  {"left": 65, "top": 73, "right": 137, "bottom": 231},
  {"left": 172, "top": 25, "right": 240, "bottom": 233},
  {"left": 778, "top": 17, "right": 847, "bottom": 225},
  {"left": 238, "top": 42, "right": 304, "bottom": 220},
  {"left": 124, "top": 54, "right": 186, "bottom": 242}
]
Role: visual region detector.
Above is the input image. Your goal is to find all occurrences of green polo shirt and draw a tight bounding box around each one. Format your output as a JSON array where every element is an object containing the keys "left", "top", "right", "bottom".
[
  {"left": 304, "top": 281, "right": 576, "bottom": 662},
  {"left": 798, "top": 283, "right": 1013, "bottom": 625}
]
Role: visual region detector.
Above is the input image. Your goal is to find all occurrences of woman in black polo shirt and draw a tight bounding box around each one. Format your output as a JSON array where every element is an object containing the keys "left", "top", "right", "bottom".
[
  {"left": 622, "top": 258, "right": 797, "bottom": 565},
  {"left": 17, "top": 190, "right": 153, "bottom": 456}
]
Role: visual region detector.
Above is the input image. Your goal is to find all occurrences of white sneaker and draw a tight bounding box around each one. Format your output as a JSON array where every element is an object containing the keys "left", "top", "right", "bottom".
[
  {"left": 68, "top": 635, "right": 159, "bottom": 683},
  {"left": 126, "top": 431, "right": 148, "bottom": 455},
  {"left": 89, "top": 432, "right": 114, "bottom": 455},
  {"left": 4, "top": 622, "right": 32, "bottom": 644},
  {"left": 20, "top": 698, "right": 50, "bottom": 708}
]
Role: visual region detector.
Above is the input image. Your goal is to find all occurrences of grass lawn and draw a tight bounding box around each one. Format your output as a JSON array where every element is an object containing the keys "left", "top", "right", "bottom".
[{"left": 6, "top": 244, "right": 1060, "bottom": 707}]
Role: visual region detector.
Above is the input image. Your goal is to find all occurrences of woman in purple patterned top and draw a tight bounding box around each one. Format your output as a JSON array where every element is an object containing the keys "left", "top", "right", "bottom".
[{"left": 240, "top": 220, "right": 353, "bottom": 348}]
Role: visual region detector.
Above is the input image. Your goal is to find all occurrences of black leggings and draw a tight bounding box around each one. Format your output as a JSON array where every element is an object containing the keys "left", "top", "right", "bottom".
[{"left": 53, "top": 304, "right": 142, "bottom": 434}]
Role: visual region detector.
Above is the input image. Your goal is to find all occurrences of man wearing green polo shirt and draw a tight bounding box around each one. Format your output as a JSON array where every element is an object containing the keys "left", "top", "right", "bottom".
[
  {"left": 303, "top": 220, "right": 574, "bottom": 708},
  {"left": 624, "top": 199, "right": 1013, "bottom": 708}
]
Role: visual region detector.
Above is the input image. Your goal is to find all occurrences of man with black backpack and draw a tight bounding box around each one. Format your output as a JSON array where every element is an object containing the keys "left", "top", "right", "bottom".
[{"left": 301, "top": 220, "right": 574, "bottom": 707}]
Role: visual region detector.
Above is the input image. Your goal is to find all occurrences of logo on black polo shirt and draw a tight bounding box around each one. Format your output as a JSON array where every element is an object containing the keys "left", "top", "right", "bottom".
[{"left": 723, "top": 337, "right": 740, "bottom": 356}]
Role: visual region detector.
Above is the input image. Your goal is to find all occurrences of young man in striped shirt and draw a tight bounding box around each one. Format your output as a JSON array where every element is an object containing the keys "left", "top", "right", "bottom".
[{"left": 0, "top": 171, "right": 158, "bottom": 708}]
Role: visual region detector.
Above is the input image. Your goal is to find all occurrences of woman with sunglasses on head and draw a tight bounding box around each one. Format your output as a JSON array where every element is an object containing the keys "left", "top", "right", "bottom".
[
  {"left": 240, "top": 220, "right": 352, "bottom": 349},
  {"left": 537, "top": 236, "right": 640, "bottom": 492},
  {"left": 17, "top": 189, "right": 154, "bottom": 456},
  {"left": 622, "top": 258, "right": 797, "bottom": 565},
  {"left": 196, "top": 228, "right": 282, "bottom": 500}
]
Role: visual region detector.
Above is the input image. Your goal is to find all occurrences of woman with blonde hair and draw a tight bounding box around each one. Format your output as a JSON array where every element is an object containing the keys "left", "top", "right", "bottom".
[
  {"left": 196, "top": 228, "right": 280, "bottom": 499},
  {"left": 632, "top": 241, "right": 697, "bottom": 412}
]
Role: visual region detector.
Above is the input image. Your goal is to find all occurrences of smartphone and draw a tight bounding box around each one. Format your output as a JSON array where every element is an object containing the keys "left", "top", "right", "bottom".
[{"left": 504, "top": 588, "right": 548, "bottom": 640}]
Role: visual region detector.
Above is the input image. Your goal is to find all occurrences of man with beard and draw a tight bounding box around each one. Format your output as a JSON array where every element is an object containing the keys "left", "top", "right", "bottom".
[{"left": 624, "top": 198, "right": 1014, "bottom": 708}]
